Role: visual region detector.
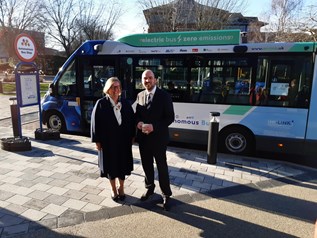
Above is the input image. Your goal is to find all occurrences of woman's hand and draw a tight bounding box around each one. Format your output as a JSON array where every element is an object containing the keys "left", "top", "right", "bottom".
[{"left": 137, "top": 121, "right": 144, "bottom": 130}]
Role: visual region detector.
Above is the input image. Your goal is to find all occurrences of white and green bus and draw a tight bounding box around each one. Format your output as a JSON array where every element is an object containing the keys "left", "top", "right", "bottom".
[{"left": 41, "top": 30, "right": 317, "bottom": 164}]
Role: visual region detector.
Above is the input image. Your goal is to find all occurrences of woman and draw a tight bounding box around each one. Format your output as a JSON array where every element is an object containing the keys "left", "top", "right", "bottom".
[{"left": 91, "top": 77, "right": 135, "bottom": 202}]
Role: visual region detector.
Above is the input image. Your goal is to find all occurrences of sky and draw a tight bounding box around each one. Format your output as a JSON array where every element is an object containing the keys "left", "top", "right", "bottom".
[{"left": 113, "top": 0, "right": 314, "bottom": 39}]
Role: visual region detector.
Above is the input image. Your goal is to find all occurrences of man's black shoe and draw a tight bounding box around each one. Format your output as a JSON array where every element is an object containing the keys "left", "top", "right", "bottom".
[
  {"left": 162, "top": 196, "right": 170, "bottom": 211},
  {"left": 140, "top": 189, "right": 154, "bottom": 201}
]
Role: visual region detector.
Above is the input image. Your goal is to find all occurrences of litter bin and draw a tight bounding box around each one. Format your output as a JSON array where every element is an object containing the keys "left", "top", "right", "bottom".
[{"left": 207, "top": 112, "right": 220, "bottom": 164}]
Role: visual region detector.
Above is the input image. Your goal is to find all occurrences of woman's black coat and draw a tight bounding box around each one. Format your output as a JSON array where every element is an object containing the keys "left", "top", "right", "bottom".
[{"left": 91, "top": 96, "right": 135, "bottom": 178}]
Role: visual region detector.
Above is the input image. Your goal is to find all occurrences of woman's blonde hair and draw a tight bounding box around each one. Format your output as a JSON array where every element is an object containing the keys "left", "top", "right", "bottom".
[{"left": 103, "top": 77, "right": 121, "bottom": 95}]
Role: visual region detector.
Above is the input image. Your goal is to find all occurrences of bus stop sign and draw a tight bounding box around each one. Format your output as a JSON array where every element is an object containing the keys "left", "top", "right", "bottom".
[{"left": 14, "top": 33, "right": 37, "bottom": 62}]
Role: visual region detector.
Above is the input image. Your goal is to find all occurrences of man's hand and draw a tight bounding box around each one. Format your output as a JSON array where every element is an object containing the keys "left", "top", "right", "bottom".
[
  {"left": 141, "top": 123, "right": 153, "bottom": 135},
  {"left": 96, "top": 142, "right": 101, "bottom": 151}
]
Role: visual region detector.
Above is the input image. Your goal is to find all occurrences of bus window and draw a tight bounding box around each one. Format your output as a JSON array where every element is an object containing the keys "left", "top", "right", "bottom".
[
  {"left": 269, "top": 61, "right": 292, "bottom": 106},
  {"left": 162, "top": 59, "right": 186, "bottom": 92},
  {"left": 77, "top": 58, "right": 116, "bottom": 130},
  {"left": 255, "top": 56, "right": 312, "bottom": 108},
  {"left": 83, "top": 65, "right": 111, "bottom": 97},
  {"left": 134, "top": 66, "right": 158, "bottom": 90},
  {"left": 200, "top": 58, "right": 251, "bottom": 104},
  {"left": 296, "top": 60, "right": 312, "bottom": 108},
  {"left": 235, "top": 67, "right": 252, "bottom": 95},
  {"left": 138, "top": 58, "right": 160, "bottom": 66},
  {"left": 161, "top": 65, "right": 187, "bottom": 101},
  {"left": 190, "top": 67, "right": 209, "bottom": 102},
  {"left": 134, "top": 57, "right": 188, "bottom": 101},
  {"left": 252, "top": 57, "right": 268, "bottom": 105},
  {"left": 135, "top": 58, "right": 161, "bottom": 90},
  {"left": 120, "top": 57, "right": 134, "bottom": 100},
  {"left": 58, "top": 60, "right": 76, "bottom": 96}
]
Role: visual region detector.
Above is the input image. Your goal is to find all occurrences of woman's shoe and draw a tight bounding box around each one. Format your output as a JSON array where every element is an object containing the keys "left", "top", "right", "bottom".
[
  {"left": 119, "top": 194, "right": 126, "bottom": 201},
  {"left": 111, "top": 194, "right": 119, "bottom": 202},
  {"left": 118, "top": 188, "right": 125, "bottom": 201}
]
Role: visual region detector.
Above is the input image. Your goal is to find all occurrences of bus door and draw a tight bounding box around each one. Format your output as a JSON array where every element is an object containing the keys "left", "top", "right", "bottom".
[
  {"left": 118, "top": 57, "right": 136, "bottom": 102},
  {"left": 77, "top": 56, "right": 117, "bottom": 135},
  {"left": 189, "top": 57, "right": 210, "bottom": 103}
]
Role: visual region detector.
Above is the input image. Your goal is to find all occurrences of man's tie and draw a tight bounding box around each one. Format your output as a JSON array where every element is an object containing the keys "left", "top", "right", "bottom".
[{"left": 146, "top": 93, "right": 152, "bottom": 109}]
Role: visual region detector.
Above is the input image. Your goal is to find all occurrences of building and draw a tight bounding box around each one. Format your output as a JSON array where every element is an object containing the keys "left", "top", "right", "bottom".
[{"left": 143, "top": 0, "right": 267, "bottom": 42}]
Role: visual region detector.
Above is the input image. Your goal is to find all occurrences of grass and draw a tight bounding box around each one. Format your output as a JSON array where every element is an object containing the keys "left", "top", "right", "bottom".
[{"left": 0, "top": 82, "right": 50, "bottom": 97}]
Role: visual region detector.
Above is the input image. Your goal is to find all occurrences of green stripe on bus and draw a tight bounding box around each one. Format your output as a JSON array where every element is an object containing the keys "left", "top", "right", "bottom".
[
  {"left": 289, "top": 42, "right": 315, "bottom": 52},
  {"left": 118, "top": 30, "right": 241, "bottom": 47},
  {"left": 223, "top": 105, "right": 253, "bottom": 115}
]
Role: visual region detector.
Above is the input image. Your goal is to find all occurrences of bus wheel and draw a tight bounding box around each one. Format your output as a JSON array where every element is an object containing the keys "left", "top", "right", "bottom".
[
  {"left": 219, "top": 127, "right": 254, "bottom": 155},
  {"left": 46, "top": 111, "right": 66, "bottom": 133}
]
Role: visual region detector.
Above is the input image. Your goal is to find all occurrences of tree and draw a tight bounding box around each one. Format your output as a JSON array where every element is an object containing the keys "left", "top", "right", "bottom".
[
  {"left": 41, "top": 0, "right": 123, "bottom": 57},
  {"left": 195, "top": 0, "right": 248, "bottom": 31},
  {"left": 272, "top": 0, "right": 303, "bottom": 41},
  {"left": 76, "top": 0, "right": 122, "bottom": 42},
  {"left": 261, "top": 0, "right": 304, "bottom": 42},
  {"left": 0, "top": 0, "right": 43, "bottom": 30},
  {"left": 139, "top": 0, "right": 248, "bottom": 32},
  {"left": 0, "top": 0, "right": 43, "bottom": 63},
  {"left": 139, "top": 0, "right": 179, "bottom": 32},
  {"left": 297, "top": 4, "right": 317, "bottom": 41},
  {"left": 39, "top": 0, "right": 77, "bottom": 57}
]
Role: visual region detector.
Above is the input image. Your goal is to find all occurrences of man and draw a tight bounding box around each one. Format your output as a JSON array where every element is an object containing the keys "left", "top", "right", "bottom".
[{"left": 135, "top": 69, "right": 175, "bottom": 210}]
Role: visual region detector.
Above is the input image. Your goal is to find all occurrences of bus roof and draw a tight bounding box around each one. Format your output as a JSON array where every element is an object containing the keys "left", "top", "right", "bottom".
[
  {"left": 62, "top": 32, "right": 316, "bottom": 67},
  {"left": 117, "top": 30, "right": 242, "bottom": 47},
  {"left": 96, "top": 40, "right": 316, "bottom": 55}
]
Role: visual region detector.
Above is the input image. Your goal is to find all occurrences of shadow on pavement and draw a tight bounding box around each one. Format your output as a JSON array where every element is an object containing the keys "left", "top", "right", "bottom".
[
  {"left": 207, "top": 173, "right": 317, "bottom": 222},
  {"left": 0, "top": 208, "right": 84, "bottom": 238},
  {"left": 132, "top": 170, "right": 316, "bottom": 238},
  {"left": 132, "top": 196, "right": 298, "bottom": 238},
  {"left": 169, "top": 201, "right": 297, "bottom": 238}
]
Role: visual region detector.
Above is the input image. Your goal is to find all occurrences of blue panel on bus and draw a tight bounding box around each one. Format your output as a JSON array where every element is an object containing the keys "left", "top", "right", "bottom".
[{"left": 240, "top": 107, "right": 308, "bottom": 139}]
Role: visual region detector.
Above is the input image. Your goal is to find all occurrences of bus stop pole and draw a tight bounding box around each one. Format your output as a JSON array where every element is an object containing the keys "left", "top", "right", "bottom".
[{"left": 207, "top": 112, "right": 220, "bottom": 164}]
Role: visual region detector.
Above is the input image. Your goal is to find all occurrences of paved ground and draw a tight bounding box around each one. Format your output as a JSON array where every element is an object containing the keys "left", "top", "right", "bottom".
[
  {"left": 15, "top": 182, "right": 317, "bottom": 238},
  {"left": 0, "top": 94, "right": 39, "bottom": 121},
  {"left": 0, "top": 95, "right": 316, "bottom": 238}
]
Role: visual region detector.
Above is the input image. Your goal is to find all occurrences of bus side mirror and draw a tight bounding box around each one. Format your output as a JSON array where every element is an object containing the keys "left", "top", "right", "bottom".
[{"left": 49, "top": 83, "right": 56, "bottom": 96}]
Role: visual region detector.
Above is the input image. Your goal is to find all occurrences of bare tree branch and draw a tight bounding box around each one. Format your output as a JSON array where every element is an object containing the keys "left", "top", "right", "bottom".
[
  {"left": 0, "top": 0, "right": 43, "bottom": 60},
  {"left": 41, "top": 0, "right": 123, "bottom": 56},
  {"left": 263, "top": 0, "right": 304, "bottom": 42},
  {"left": 139, "top": 0, "right": 249, "bottom": 32},
  {"left": 77, "top": 0, "right": 122, "bottom": 40}
]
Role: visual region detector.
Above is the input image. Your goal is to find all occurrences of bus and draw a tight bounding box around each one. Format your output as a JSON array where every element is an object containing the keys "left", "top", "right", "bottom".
[{"left": 41, "top": 30, "right": 317, "bottom": 163}]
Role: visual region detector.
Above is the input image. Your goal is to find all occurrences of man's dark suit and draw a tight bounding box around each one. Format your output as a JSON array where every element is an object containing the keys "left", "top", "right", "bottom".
[{"left": 135, "top": 87, "right": 175, "bottom": 196}]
